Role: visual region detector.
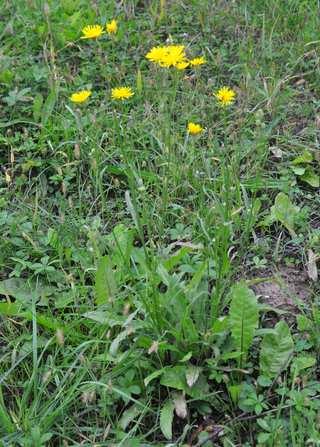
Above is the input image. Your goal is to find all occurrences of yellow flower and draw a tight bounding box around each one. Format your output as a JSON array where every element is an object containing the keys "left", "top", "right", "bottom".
[
  {"left": 161, "top": 45, "right": 187, "bottom": 68},
  {"left": 111, "top": 86, "right": 134, "bottom": 100},
  {"left": 106, "top": 19, "right": 117, "bottom": 34},
  {"left": 214, "top": 87, "right": 236, "bottom": 106},
  {"left": 81, "top": 25, "right": 104, "bottom": 39},
  {"left": 145, "top": 45, "right": 188, "bottom": 68},
  {"left": 190, "top": 56, "right": 206, "bottom": 66},
  {"left": 145, "top": 46, "right": 167, "bottom": 64},
  {"left": 70, "top": 90, "right": 92, "bottom": 103},
  {"left": 187, "top": 122, "right": 204, "bottom": 135},
  {"left": 176, "top": 61, "right": 189, "bottom": 70}
]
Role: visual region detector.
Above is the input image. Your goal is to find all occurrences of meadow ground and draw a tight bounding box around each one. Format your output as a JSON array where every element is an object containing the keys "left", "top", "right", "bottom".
[{"left": 1, "top": 0, "right": 320, "bottom": 446}]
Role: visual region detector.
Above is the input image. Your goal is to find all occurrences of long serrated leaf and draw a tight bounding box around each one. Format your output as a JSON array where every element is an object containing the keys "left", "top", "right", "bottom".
[
  {"left": 144, "top": 368, "right": 167, "bottom": 387},
  {"left": 229, "top": 282, "right": 259, "bottom": 368},
  {"left": 33, "top": 93, "right": 43, "bottom": 122},
  {"left": 41, "top": 88, "right": 58, "bottom": 126},
  {"left": 119, "top": 404, "right": 143, "bottom": 431},
  {"left": 260, "top": 320, "right": 294, "bottom": 378},
  {"left": 95, "top": 256, "right": 117, "bottom": 305},
  {"left": 160, "top": 400, "right": 174, "bottom": 440}
]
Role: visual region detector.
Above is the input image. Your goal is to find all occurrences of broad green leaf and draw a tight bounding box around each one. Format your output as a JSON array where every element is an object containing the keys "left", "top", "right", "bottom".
[
  {"left": 0, "top": 278, "right": 53, "bottom": 305},
  {"left": 187, "top": 260, "right": 208, "bottom": 291},
  {"left": 82, "top": 310, "right": 125, "bottom": 327},
  {"left": 160, "top": 400, "right": 174, "bottom": 440},
  {"left": 229, "top": 282, "right": 259, "bottom": 367},
  {"left": 260, "top": 320, "right": 294, "bottom": 378},
  {"left": 228, "top": 384, "right": 242, "bottom": 404},
  {"left": 212, "top": 316, "right": 228, "bottom": 334},
  {"left": 292, "top": 150, "right": 313, "bottom": 165},
  {"left": 95, "top": 256, "right": 117, "bottom": 305},
  {"left": 33, "top": 93, "right": 43, "bottom": 122},
  {"left": 257, "top": 376, "right": 272, "bottom": 387},
  {"left": 144, "top": 368, "right": 167, "bottom": 387},
  {"left": 160, "top": 366, "right": 185, "bottom": 391},
  {"left": 107, "top": 224, "right": 135, "bottom": 266},
  {"left": 41, "top": 88, "right": 58, "bottom": 126},
  {"left": 291, "top": 166, "right": 305, "bottom": 176},
  {"left": 163, "top": 247, "right": 191, "bottom": 271},
  {"left": 291, "top": 355, "right": 316, "bottom": 375},
  {"left": 160, "top": 366, "right": 209, "bottom": 398},
  {"left": 179, "top": 352, "right": 192, "bottom": 363},
  {"left": 301, "top": 169, "right": 319, "bottom": 188},
  {"left": 41, "top": 90, "right": 56, "bottom": 125},
  {"left": 119, "top": 404, "right": 143, "bottom": 431},
  {"left": 296, "top": 314, "right": 313, "bottom": 331},
  {"left": 270, "top": 192, "right": 300, "bottom": 237}
]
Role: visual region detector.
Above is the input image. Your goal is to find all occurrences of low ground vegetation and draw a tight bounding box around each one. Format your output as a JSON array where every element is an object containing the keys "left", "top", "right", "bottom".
[{"left": 1, "top": 1, "right": 320, "bottom": 446}]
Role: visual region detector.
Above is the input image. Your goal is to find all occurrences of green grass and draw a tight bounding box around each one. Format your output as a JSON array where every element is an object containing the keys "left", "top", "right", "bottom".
[{"left": 1, "top": 0, "right": 320, "bottom": 445}]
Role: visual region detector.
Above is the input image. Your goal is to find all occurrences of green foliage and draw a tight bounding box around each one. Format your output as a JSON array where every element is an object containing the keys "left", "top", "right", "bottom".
[
  {"left": 95, "top": 255, "right": 117, "bottom": 304},
  {"left": 228, "top": 282, "right": 259, "bottom": 367},
  {"left": 1, "top": 0, "right": 319, "bottom": 445},
  {"left": 260, "top": 321, "right": 294, "bottom": 378},
  {"left": 291, "top": 150, "right": 319, "bottom": 188},
  {"left": 269, "top": 193, "right": 300, "bottom": 237},
  {"left": 160, "top": 400, "right": 174, "bottom": 440}
]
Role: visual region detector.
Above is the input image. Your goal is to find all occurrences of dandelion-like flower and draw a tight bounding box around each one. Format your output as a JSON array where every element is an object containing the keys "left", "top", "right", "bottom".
[
  {"left": 187, "top": 122, "right": 204, "bottom": 135},
  {"left": 214, "top": 87, "right": 236, "bottom": 106},
  {"left": 145, "top": 46, "right": 167, "bottom": 64},
  {"left": 176, "top": 61, "right": 189, "bottom": 70},
  {"left": 81, "top": 25, "right": 104, "bottom": 39},
  {"left": 190, "top": 56, "right": 206, "bottom": 66},
  {"left": 145, "top": 45, "right": 188, "bottom": 69},
  {"left": 106, "top": 19, "right": 117, "bottom": 34},
  {"left": 70, "top": 90, "right": 92, "bottom": 103},
  {"left": 111, "top": 87, "right": 134, "bottom": 100}
]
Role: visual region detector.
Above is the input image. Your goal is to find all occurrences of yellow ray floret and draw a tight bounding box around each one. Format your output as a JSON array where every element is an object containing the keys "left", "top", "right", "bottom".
[
  {"left": 111, "top": 87, "right": 134, "bottom": 100},
  {"left": 214, "top": 87, "right": 236, "bottom": 106},
  {"left": 145, "top": 45, "right": 188, "bottom": 68},
  {"left": 176, "top": 61, "right": 190, "bottom": 70},
  {"left": 190, "top": 56, "right": 206, "bottom": 66},
  {"left": 187, "top": 122, "right": 204, "bottom": 135},
  {"left": 81, "top": 25, "right": 104, "bottom": 39},
  {"left": 106, "top": 19, "right": 118, "bottom": 34},
  {"left": 70, "top": 90, "right": 92, "bottom": 103}
]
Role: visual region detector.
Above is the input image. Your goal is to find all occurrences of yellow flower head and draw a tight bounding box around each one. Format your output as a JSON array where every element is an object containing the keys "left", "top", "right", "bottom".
[
  {"left": 215, "top": 87, "right": 236, "bottom": 106},
  {"left": 187, "top": 122, "right": 204, "bottom": 135},
  {"left": 106, "top": 19, "right": 117, "bottom": 34},
  {"left": 176, "top": 61, "right": 189, "bottom": 70},
  {"left": 111, "top": 86, "right": 134, "bottom": 101},
  {"left": 145, "top": 46, "right": 167, "bottom": 63},
  {"left": 81, "top": 25, "right": 104, "bottom": 39},
  {"left": 70, "top": 90, "right": 92, "bottom": 103},
  {"left": 145, "top": 45, "right": 188, "bottom": 69},
  {"left": 190, "top": 56, "right": 206, "bottom": 67}
]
